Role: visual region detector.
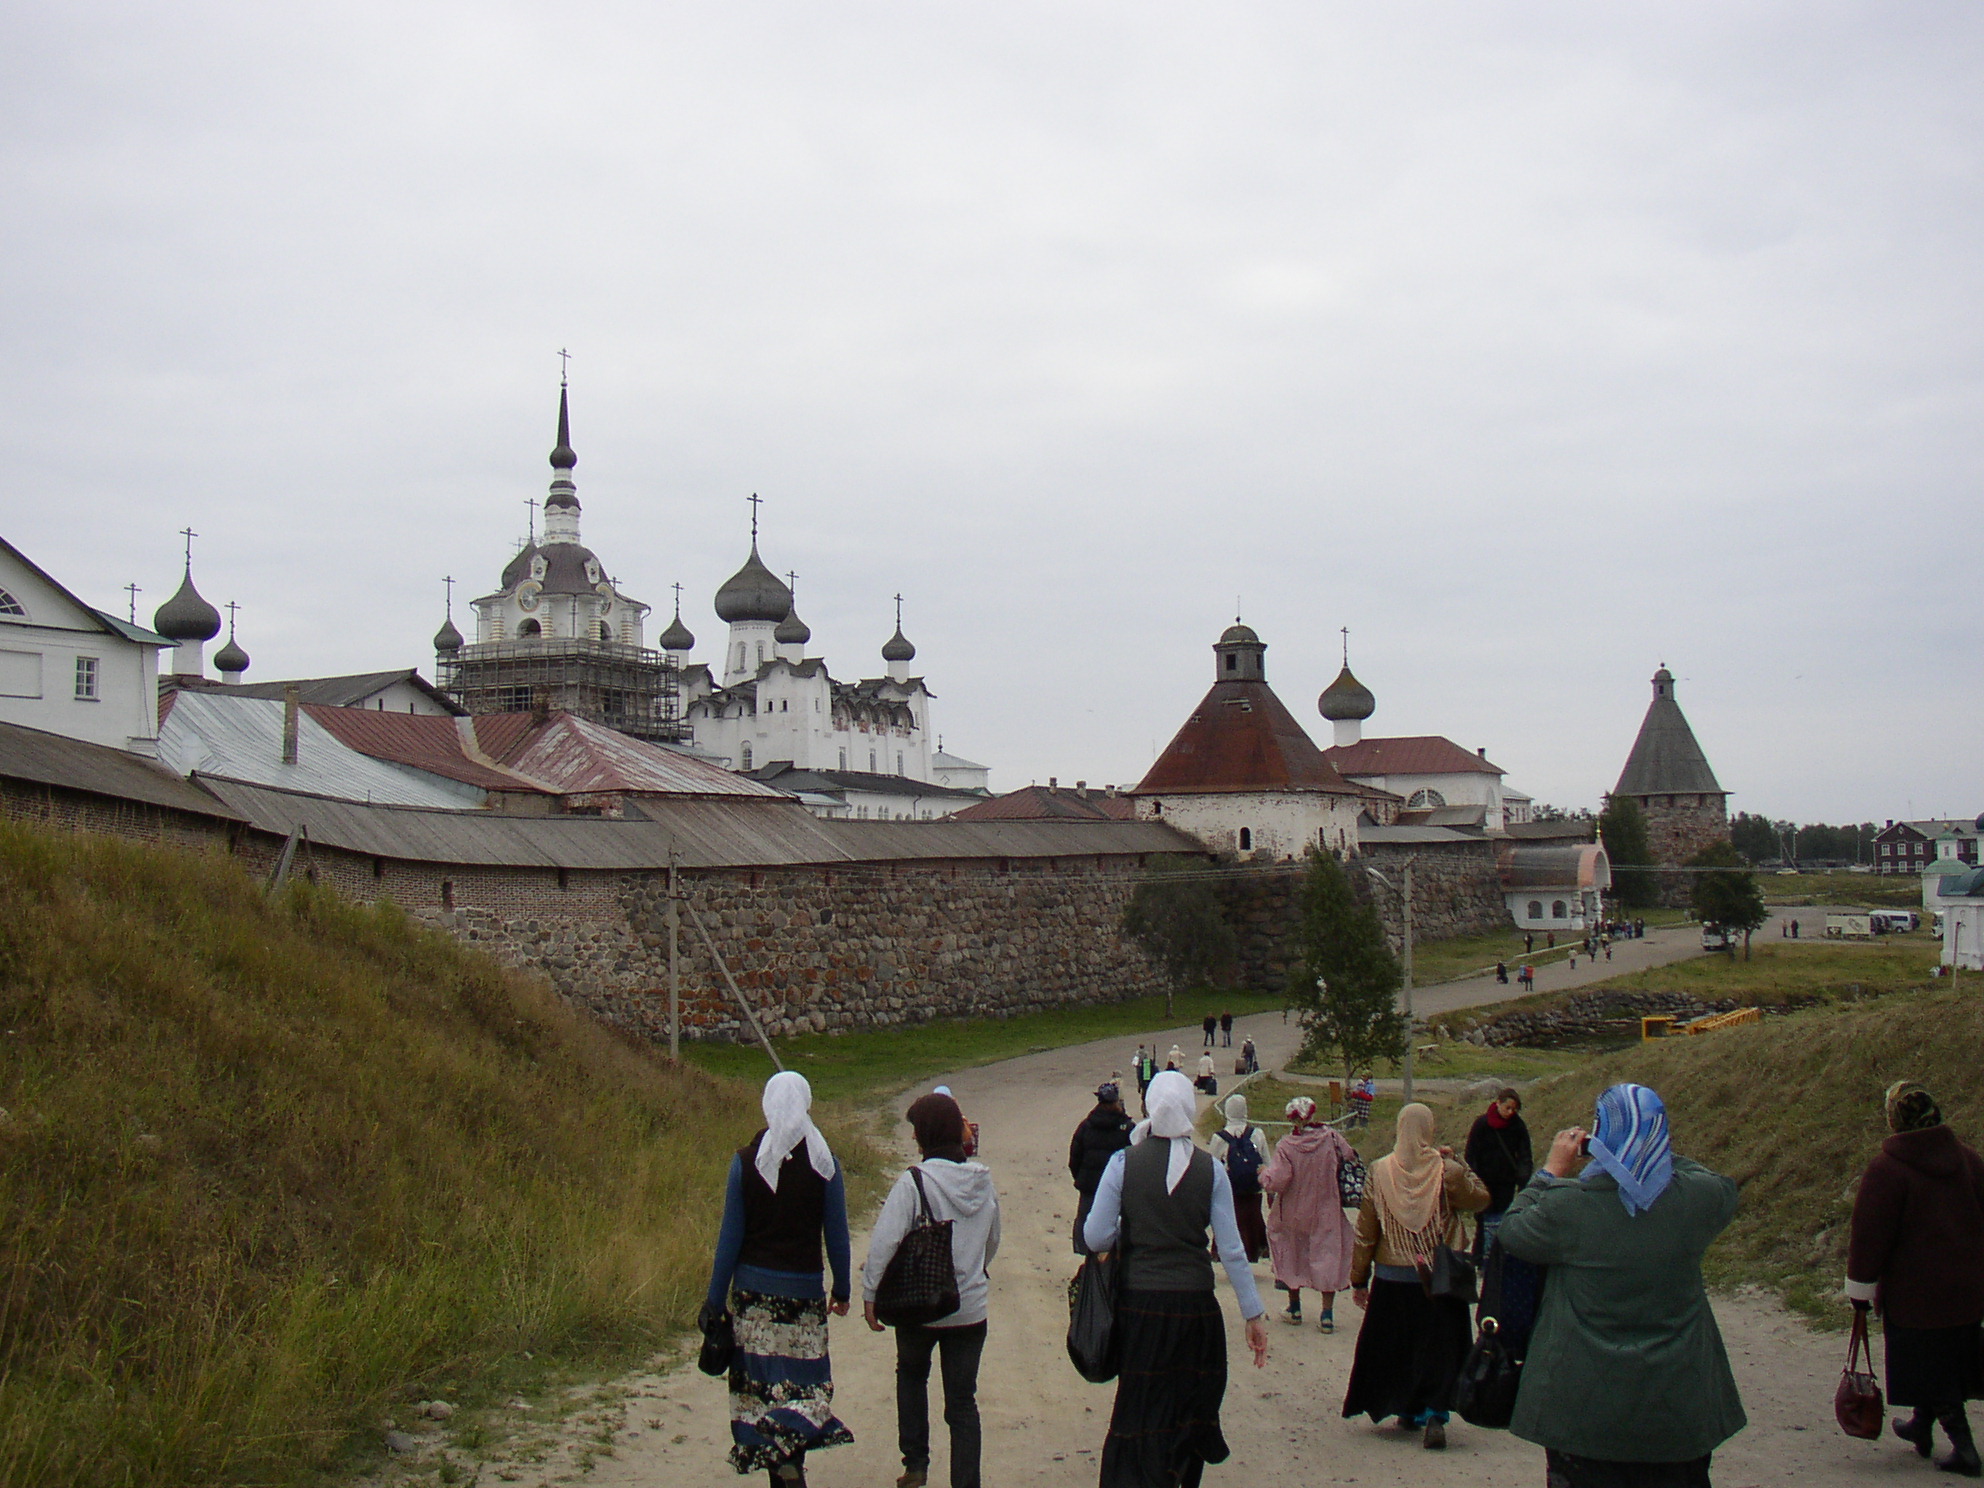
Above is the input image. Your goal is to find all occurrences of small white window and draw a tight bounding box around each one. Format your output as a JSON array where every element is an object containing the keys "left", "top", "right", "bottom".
[
  {"left": 1406, "top": 789, "right": 1446, "bottom": 809},
  {"left": 74, "top": 656, "right": 99, "bottom": 700},
  {"left": 896, "top": 752, "right": 904, "bottom": 774},
  {"left": 838, "top": 748, "right": 847, "bottom": 770},
  {"left": 781, "top": 699, "right": 789, "bottom": 712},
  {"left": 1528, "top": 900, "right": 1543, "bottom": 920},
  {"left": 1238, "top": 827, "right": 1252, "bottom": 851},
  {"left": 1552, "top": 900, "right": 1568, "bottom": 919},
  {"left": 869, "top": 750, "right": 877, "bottom": 772},
  {"left": 756, "top": 642, "right": 766, "bottom": 666},
  {"left": 740, "top": 744, "right": 753, "bottom": 770},
  {"left": 0, "top": 589, "right": 24, "bottom": 619}
]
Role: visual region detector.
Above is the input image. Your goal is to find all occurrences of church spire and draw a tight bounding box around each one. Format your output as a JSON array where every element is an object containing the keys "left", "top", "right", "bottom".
[{"left": 542, "top": 378, "right": 581, "bottom": 544}]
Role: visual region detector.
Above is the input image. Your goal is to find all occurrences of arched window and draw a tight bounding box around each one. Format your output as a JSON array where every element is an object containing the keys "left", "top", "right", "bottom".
[
  {"left": 869, "top": 750, "right": 877, "bottom": 772},
  {"left": 756, "top": 642, "right": 766, "bottom": 666},
  {"left": 1225, "top": 654, "right": 1236, "bottom": 672},
  {"left": 896, "top": 752, "right": 904, "bottom": 774},
  {"left": 1552, "top": 900, "right": 1568, "bottom": 919},
  {"left": 838, "top": 748, "right": 847, "bottom": 770},
  {"left": 1238, "top": 827, "right": 1253, "bottom": 851},
  {"left": 595, "top": 620, "right": 612, "bottom": 642},
  {"left": 1527, "top": 900, "right": 1543, "bottom": 920},
  {"left": 0, "top": 589, "right": 24, "bottom": 618},
  {"left": 740, "top": 744, "right": 753, "bottom": 770},
  {"left": 1406, "top": 789, "right": 1447, "bottom": 809},
  {"left": 516, "top": 618, "right": 541, "bottom": 637}
]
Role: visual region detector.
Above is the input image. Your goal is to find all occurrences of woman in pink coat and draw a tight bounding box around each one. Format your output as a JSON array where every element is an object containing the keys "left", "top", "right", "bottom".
[{"left": 1261, "top": 1095, "right": 1358, "bottom": 1333}]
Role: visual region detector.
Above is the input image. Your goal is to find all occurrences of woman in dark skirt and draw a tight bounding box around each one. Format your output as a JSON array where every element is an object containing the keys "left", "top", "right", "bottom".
[
  {"left": 1084, "top": 1070, "right": 1269, "bottom": 1487},
  {"left": 1847, "top": 1080, "right": 1984, "bottom": 1477},
  {"left": 705, "top": 1071, "right": 854, "bottom": 1486},
  {"left": 1342, "top": 1103, "right": 1489, "bottom": 1451}
]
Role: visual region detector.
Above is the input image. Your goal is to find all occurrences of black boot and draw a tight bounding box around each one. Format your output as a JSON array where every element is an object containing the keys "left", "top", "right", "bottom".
[
  {"left": 1897, "top": 1411, "right": 1936, "bottom": 1458},
  {"left": 1937, "top": 1410, "right": 1981, "bottom": 1478}
]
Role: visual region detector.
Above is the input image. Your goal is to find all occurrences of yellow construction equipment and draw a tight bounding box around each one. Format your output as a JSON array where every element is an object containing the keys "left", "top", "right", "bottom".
[{"left": 1640, "top": 1007, "right": 1759, "bottom": 1041}]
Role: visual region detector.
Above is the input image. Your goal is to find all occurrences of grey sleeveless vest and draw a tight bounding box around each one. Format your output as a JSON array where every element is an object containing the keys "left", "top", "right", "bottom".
[{"left": 1119, "top": 1138, "right": 1216, "bottom": 1292}]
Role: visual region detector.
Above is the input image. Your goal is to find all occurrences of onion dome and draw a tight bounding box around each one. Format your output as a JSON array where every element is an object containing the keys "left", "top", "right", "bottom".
[
  {"left": 213, "top": 633, "right": 250, "bottom": 676},
  {"left": 714, "top": 542, "right": 793, "bottom": 623},
  {"left": 153, "top": 568, "right": 222, "bottom": 642},
  {"left": 775, "top": 606, "right": 811, "bottom": 646},
  {"left": 1318, "top": 666, "right": 1376, "bottom": 722},
  {"left": 659, "top": 611, "right": 695, "bottom": 652},
  {"left": 433, "top": 616, "right": 464, "bottom": 652},
  {"left": 1219, "top": 621, "right": 1261, "bottom": 646},
  {"left": 882, "top": 627, "right": 916, "bottom": 663}
]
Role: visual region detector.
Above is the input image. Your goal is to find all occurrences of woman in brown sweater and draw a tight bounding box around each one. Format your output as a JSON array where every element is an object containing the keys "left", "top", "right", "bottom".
[
  {"left": 1342, "top": 1102, "right": 1490, "bottom": 1451},
  {"left": 1847, "top": 1080, "right": 1984, "bottom": 1478}
]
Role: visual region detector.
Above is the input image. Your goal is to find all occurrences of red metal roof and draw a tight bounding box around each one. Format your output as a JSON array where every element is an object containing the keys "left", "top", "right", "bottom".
[
  {"left": 1323, "top": 735, "right": 1503, "bottom": 778},
  {"left": 304, "top": 708, "right": 545, "bottom": 792},
  {"left": 1132, "top": 681, "right": 1372, "bottom": 797},
  {"left": 949, "top": 785, "right": 1135, "bottom": 822}
]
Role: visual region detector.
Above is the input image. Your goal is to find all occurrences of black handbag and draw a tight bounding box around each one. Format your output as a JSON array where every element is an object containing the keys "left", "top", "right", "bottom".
[
  {"left": 1423, "top": 1241, "right": 1478, "bottom": 1303},
  {"left": 873, "top": 1168, "right": 960, "bottom": 1327},
  {"left": 1066, "top": 1247, "right": 1123, "bottom": 1383},
  {"left": 696, "top": 1302, "right": 736, "bottom": 1377},
  {"left": 1454, "top": 1317, "right": 1522, "bottom": 1428}
]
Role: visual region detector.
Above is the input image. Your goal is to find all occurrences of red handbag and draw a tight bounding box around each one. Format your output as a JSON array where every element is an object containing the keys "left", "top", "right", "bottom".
[{"left": 1835, "top": 1307, "right": 1884, "bottom": 1439}]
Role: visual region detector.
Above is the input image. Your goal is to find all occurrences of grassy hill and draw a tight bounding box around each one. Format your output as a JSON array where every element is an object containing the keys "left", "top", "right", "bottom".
[{"left": 0, "top": 820, "right": 774, "bottom": 1488}]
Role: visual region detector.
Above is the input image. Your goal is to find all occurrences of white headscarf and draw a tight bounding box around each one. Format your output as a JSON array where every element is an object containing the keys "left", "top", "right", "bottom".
[
  {"left": 756, "top": 1070, "right": 836, "bottom": 1192},
  {"left": 1130, "top": 1070, "right": 1199, "bottom": 1194},
  {"left": 1223, "top": 1093, "right": 1250, "bottom": 1137}
]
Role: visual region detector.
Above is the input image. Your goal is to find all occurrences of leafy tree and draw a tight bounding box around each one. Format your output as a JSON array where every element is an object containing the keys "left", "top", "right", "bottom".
[
  {"left": 1122, "top": 857, "right": 1236, "bottom": 1017},
  {"left": 1285, "top": 850, "right": 1406, "bottom": 1082},
  {"left": 1599, "top": 795, "right": 1657, "bottom": 909},
  {"left": 1691, "top": 840, "right": 1768, "bottom": 958},
  {"left": 1729, "top": 812, "right": 1780, "bottom": 866}
]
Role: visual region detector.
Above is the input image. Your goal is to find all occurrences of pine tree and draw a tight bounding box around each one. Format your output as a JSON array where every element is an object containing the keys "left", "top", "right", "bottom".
[
  {"left": 1599, "top": 795, "right": 1657, "bottom": 909},
  {"left": 1285, "top": 850, "right": 1406, "bottom": 1082}
]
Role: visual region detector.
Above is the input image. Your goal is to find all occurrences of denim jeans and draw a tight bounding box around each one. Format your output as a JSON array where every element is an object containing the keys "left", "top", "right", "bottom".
[{"left": 895, "top": 1319, "right": 986, "bottom": 1488}]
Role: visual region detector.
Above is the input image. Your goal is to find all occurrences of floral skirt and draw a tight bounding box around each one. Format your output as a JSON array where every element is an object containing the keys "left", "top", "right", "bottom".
[{"left": 726, "top": 1289, "right": 854, "bottom": 1474}]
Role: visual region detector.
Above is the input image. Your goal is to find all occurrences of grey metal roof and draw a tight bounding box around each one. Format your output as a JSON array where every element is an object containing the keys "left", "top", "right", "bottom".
[
  {"left": 1357, "top": 824, "right": 1482, "bottom": 844},
  {"left": 1614, "top": 670, "right": 1723, "bottom": 796},
  {"left": 1499, "top": 843, "right": 1612, "bottom": 892},
  {"left": 196, "top": 777, "right": 1201, "bottom": 870},
  {"left": 751, "top": 763, "right": 986, "bottom": 800},
  {"left": 0, "top": 718, "right": 243, "bottom": 820},
  {"left": 171, "top": 670, "right": 465, "bottom": 714},
  {"left": 158, "top": 692, "right": 483, "bottom": 808}
]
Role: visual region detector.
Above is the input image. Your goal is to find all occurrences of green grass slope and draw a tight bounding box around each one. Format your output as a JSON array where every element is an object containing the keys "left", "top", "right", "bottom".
[
  {"left": 0, "top": 821, "right": 765, "bottom": 1488},
  {"left": 1517, "top": 982, "right": 1981, "bottom": 1320}
]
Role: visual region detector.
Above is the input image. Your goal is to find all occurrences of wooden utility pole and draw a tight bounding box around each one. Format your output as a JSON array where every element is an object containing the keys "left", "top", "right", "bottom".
[
  {"left": 666, "top": 849, "right": 681, "bottom": 1061},
  {"left": 685, "top": 899, "right": 784, "bottom": 1071},
  {"left": 1400, "top": 857, "right": 1417, "bottom": 1104}
]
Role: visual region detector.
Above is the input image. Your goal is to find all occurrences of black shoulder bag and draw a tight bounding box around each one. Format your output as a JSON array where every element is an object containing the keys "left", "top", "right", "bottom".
[
  {"left": 874, "top": 1167, "right": 960, "bottom": 1327},
  {"left": 1067, "top": 1209, "right": 1125, "bottom": 1382}
]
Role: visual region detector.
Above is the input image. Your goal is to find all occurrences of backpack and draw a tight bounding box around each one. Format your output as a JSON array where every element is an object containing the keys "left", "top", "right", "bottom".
[{"left": 1221, "top": 1126, "right": 1264, "bottom": 1196}]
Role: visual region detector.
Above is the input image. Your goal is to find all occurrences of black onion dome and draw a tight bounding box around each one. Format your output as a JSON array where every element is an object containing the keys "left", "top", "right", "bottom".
[
  {"left": 1318, "top": 665, "right": 1376, "bottom": 722},
  {"left": 433, "top": 616, "right": 464, "bottom": 652},
  {"left": 213, "top": 634, "right": 250, "bottom": 674},
  {"left": 548, "top": 385, "right": 578, "bottom": 473},
  {"left": 714, "top": 543, "right": 793, "bottom": 623},
  {"left": 659, "top": 613, "right": 695, "bottom": 651},
  {"left": 153, "top": 569, "right": 222, "bottom": 642},
  {"left": 882, "top": 626, "right": 916, "bottom": 663},
  {"left": 1219, "top": 622, "right": 1261, "bottom": 645},
  {"left": 774, "top": 607, "right": 811, "bottom": 645}
]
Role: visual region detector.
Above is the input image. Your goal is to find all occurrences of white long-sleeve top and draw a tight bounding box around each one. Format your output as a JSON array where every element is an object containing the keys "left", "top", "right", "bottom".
[
  {"left": 1082, "top": 1148, "right": 1266, "bottom": 1319},
  {"left": 861, "top": 1159, "right": 1002, "bottom": 1327}
]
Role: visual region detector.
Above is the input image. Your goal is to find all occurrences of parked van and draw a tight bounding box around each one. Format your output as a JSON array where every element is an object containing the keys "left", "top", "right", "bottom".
[
  {"left": 1826, "top": 912, "right": 1874, "bottom": 940},
  {"left": 1701, "top": 924, "right": 1733, "bottom": 952},
  {"left": 1871, "top": 910, "right": 1920, "bottom": 934}
]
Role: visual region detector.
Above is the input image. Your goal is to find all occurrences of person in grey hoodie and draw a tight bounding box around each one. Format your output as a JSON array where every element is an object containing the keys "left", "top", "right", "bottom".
[{"left": 863, "top": 1091, "right": 1002, "bottom": 1488}]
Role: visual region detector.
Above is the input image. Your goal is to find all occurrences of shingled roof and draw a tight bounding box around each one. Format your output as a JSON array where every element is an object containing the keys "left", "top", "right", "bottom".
[
  {"left": 1324, "top": 735, "right": 1502, "bottom": 778},
  {"left": 1132, "top": 680, "right": 1375, "bottom": 798},
  {"left": 1614, "top": 668, "right": 1723, "bottom": 797}
]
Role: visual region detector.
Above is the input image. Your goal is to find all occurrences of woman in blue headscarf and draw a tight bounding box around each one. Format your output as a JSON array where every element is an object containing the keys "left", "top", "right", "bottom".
[{"left": 1497, "top": 1084, "right": 1746, "bottom": 1488}]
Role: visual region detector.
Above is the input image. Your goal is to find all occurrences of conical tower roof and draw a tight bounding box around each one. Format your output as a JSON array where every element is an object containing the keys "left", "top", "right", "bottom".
[{"left": 1614, "top": 667, "right": 1722, "bottom": 796}]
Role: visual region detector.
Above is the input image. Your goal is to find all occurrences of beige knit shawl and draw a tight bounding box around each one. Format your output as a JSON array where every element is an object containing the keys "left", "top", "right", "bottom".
[{"left": 1368, "top": 1102, "right": 1449, "bottom": 1261}]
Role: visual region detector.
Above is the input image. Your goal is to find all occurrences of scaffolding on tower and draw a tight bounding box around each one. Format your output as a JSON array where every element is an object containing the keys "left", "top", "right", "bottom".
[{"left": 438, "top": 634, "right": 690, "bottom": 744}]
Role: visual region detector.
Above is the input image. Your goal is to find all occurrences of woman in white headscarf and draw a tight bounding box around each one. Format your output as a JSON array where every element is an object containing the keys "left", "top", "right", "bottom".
[
  {"left": 1083, "top": 1070, "right": 1269, "bottom": 1486},
  {"left": 1341, "top": 1102, "right": 1489, "bottom": 1452},
  {"left": 704, "top": 1071, "right": 853, "bottom": 1486},
  {"left": 1207, "top": 1094, "right": 1269, "bottom": 1263}
]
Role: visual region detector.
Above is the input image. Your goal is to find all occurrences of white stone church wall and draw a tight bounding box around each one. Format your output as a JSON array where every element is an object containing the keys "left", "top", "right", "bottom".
[{"left": 1133, "top": 791, "right": 1362, "bottom": 861}]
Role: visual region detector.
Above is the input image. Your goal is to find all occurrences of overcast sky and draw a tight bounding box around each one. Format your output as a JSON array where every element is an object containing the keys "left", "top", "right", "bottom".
[{"left": 5, "top": 3, "right": 1979, "bottom": 823}]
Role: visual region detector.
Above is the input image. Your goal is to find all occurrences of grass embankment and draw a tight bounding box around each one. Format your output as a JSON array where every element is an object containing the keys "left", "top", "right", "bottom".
[
  {"left": 0, "top": 821, "right": 797, "bottom": 1488},
  {"left": 1405, "top": 910, "right": 1690, "bottom": 989},
  {"left": 1762, "top": 870, "right": 1921, "bottom": 908},
  {"left": 680, "top": 989, "right": 1286, "bottom": 1103}
]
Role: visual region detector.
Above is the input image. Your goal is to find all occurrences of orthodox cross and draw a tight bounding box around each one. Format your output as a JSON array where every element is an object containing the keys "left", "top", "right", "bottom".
[
  {"left": 124, "top": 583, "right": 141, "bottom": 623},
  {"left": 225, "top": 600, "right": 240, "bottom": 637},
  {"left": 671, "top": 581, "right": 684, "bottom": 616},
  {"left": 525, "top": 496, "right": 538, "bottom": 544},
  {"left": 443, "top": 575, "right": 455, "bottom": 618},
  {"left": 894, "top": 593, "right": 904, "bottom": 628},
  {"left": 748, "top": 492, "right": 763, "bottom": 543},
  {"left": 558, "top": 347, "right": 570, "bottom": 386},
  {"left": 180, "top": 527, "right": 198, "bottom": 566},
  {"left": 1341, "top": 626, "right": 1350, "bottom": 666},
  {"left": 786, "top": 570, "right": 798, "bottom": 600}
]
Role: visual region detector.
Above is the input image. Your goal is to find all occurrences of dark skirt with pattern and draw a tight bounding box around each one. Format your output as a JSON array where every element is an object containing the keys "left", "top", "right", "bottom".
[
  {"left": 1100, "top": 1289, "right": 1230, "bottom": 1488},
  {"left": 1884, "top": 1319, "right": 1984, "bottom": 1409},
  {"left": 1341, "top": 1277, "right": 1472, "bottom": 1423},
  {"left": 725, "top": 1289, "right": 854, "bottom": 1474}
]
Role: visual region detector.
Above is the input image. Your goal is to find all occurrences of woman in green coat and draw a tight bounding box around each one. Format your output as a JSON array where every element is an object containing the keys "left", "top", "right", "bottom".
[{"left": 1498, "top": 1083, "right": 1746, "bottom": 1487}]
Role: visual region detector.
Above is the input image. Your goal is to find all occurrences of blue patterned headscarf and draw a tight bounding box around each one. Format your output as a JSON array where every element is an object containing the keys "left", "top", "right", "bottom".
[{"left": 1585, "top": 1083, "right": 1674, "bottom": 1216}]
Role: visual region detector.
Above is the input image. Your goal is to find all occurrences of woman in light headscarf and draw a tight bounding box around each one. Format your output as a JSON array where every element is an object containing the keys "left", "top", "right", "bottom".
[
  {"left": 1499, "top": 1083, "right": 1745, "bottom": 1487},
  {"left": 1084, "top": 1070, "right": 1269, "bottom": 1486},
  {"left": 1261, "top": 1094, "right": 1358, "bottom": 1331},
  {"left": 1342, "top": 1103, "right": 1489, "bottom": 1450},
  {"left": 1207, "top": 1094, "right": 1269, "bottom": 1262},
  {"left": 704, "top": 1071, "right": 853, "bottom": 1486},
  {"left": 1848, "top": 1081, "right": 1984, "bottom": 1477}
]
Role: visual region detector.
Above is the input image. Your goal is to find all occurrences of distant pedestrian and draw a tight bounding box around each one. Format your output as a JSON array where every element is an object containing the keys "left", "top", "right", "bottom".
[
  {"left": 1068, "top": 1082, "right": 1136, "bottom": 1254},
  {"left": 1604, "top": 943, "right": 1612, "bottom": 962},
  {"left": 1133, "top": 1045, "right": 1150, "bottom": 1102},
  {"left": 1518, "top": 964, "right": 1535, "bottom": 992},
  {"left": 1495, "top": 961, "right": 1509, "bottom": 985},
  {"left": 864, "top": 1092, "right": 1001, "bottom": 1488},
  {"left": 1546, "top": 931, "right": 1555, "bottom": 949},
  {"left": 1845, "top": 1080, "right": 1984, "bottom": 1476},
  {"left": 1343, "top": 1104, "right": 1490, "bottom": 1449},
  {"left": 1635, "top": 918, "right": 1645, "bottom": 939},
  {"left": 1262, "top": 1095, "right": 1357, "bottom": 1332},
  {"left": 1499, "top": 1083, "right": 1746, "bottom": 1486},
  {"left": 1202, "top": 1014, "right": 1218, "bottom": 1049},
  {"left": 1196, "top": 1050, "right": 1218, "bottom": 1097},
  {"left": 1240, "top": 1036, "right": 1259, "bottom": 1075},
  {"left": 1209, "top": 1094, "right": 1270, "bottom": 1262},
  {"left": 1525, "top": 932, "right": 1535, "bottom": 954},
  {"left": 1791, "top": 918, "right": 1799, "bottom": 939},
  {"left": 1348, "top": 1075, "right": 1376, "bottom": 1128},
  {"left": 1166, "top": 1045, "right": 1183, "bottom": 1072},
  {"left": 704, "top": 1071, "right": 853, "bottom": 1484},
  {"left": 1220, "top": 1011, "right": 1234, "bottom": 1047}
]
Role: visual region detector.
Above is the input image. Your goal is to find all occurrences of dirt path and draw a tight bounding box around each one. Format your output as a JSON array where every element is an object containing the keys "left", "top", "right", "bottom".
[{"left": 554, "top": 1001, "right": 1916, "bottom": 1488}]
